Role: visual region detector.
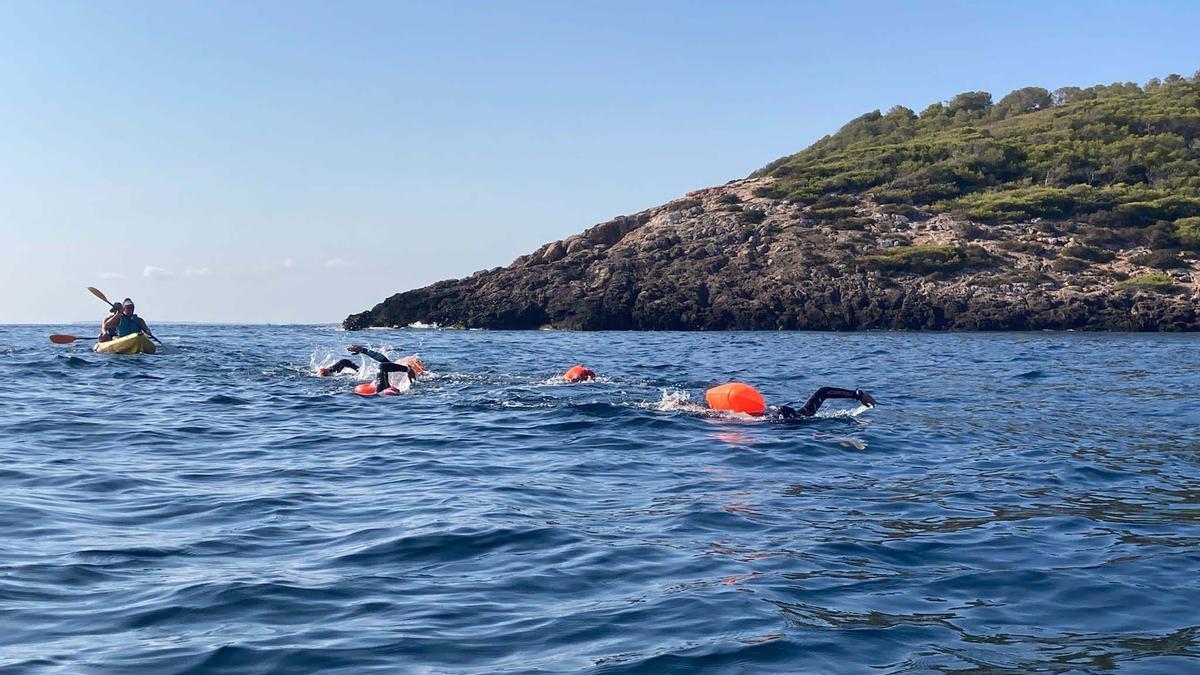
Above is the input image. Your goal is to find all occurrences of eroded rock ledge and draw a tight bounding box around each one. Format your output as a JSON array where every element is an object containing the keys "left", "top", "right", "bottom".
[{"left": 344, "top": 178, "right": 1199, "bottom": 331}]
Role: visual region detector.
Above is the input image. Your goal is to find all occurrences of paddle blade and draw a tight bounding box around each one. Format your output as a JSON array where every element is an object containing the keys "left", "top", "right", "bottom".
[
  {"left": 87, "top": 286, "right": 111, "bottom": 305},
  {"left": 50, "top": 334, "right": 80, "bottom": 344}
]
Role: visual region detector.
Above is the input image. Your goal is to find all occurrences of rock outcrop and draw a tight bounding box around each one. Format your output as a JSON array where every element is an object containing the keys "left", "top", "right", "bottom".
[{"left": 344, "top": 177, "right": 1199, "bottom": 331}]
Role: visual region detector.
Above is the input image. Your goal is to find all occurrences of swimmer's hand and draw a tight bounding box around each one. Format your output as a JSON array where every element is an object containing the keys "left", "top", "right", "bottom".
[
  {"left": 346, "top": 345, "right": 364, "bottom": 355},
  {"left": 855, "top": 390, "right": 877, "bottom": 407}
]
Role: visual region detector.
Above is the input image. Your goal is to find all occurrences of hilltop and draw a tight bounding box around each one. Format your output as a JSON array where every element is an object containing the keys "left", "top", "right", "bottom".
[{"left": 345, "top": 73, "right": 1200, "bottom": 331}]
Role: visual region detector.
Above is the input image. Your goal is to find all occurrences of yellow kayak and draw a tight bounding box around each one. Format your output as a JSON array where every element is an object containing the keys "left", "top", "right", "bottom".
[{"left": 93, "top": 333, "right": 156, "bottom": 355}]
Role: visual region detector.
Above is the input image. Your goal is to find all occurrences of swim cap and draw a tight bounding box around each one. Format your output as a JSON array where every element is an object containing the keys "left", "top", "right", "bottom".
[{"left": 402, "top": 355, "right": 427, "bottom": 376}]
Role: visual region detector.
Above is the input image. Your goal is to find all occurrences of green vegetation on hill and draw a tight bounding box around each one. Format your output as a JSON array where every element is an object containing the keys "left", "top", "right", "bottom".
[
  {"left": 859, "top": 244, "right": 993, "bottom": 274},
  {"left": 754, "top": 72, "right": 1200, "bottom": 249},
  {"left": 1116, "top": 273, "right": 1180, "bottom": 292}
]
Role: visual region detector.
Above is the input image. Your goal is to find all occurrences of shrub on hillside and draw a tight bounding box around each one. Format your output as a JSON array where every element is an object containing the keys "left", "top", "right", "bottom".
[
  {"left": 830, "top": 217, "right": 871, "bottom": 231},
  {"left": 809, "top": 206, "right": 857, "bottom": 222},
  {"left": 859, "top": 244, "right": 993, "bottom": 274},
  {"left": 1051, "top": 257, "right": 1091, "bottom": 273},
  {"left": 1062, "top": 244, "right": 1115, "bottom": 262},
  {"left": 738, "top": 209, "right": 767, "bottom": 225},
  {"left": 997, "top": 239, "right": 1051, "bottom": 256},
  {"left": 1130, "top": 250, "right": 1189, "bottom": 269},
  {"left": 878, "top": 203, "right": 927, "bottom": 220},
  {"left": 1116, "top": 273, "right": 1179, "bottom": 292},
  {"left": 752, "top": 185, "right": 785, "bottom": 200},
  {"left": 1175, "top": 216, "right": 1200, "bottom": 249},
  {"left": 667, "top": 198, "right": 702, "bottom": 212},
  {"left": 812, "top": 194, "right": 858, "bottom": 209}
]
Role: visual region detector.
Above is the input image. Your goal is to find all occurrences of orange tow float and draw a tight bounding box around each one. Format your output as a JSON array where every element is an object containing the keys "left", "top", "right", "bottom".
[
  {"left": 705, "top": 382, "right": 766, "bottom": 415},
  {"left": 564, "top": 365, "right": 596, "bottom": 382}
]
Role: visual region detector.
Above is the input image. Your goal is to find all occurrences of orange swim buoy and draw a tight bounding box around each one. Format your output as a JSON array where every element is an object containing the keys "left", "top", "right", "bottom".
[
  {"left": 353, "top": 383, "right": 377, "bottom": 396},
  {"left": 705, "top": 382, "right": 766, "bottom": 415},
  {"left": 564, "top": 365, "right": 595, "bottom": 382}
]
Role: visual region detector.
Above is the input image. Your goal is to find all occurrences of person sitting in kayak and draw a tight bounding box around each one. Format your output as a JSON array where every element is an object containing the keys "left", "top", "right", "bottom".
[
  {"left": 706, "top": 382, "right": 876, "bottom": 419},
  {"left": 99, "top": 298, "right": 155, "bottom": 343},
  {"left": 319, "top": 345, "right": 425, "bottom": 393}
]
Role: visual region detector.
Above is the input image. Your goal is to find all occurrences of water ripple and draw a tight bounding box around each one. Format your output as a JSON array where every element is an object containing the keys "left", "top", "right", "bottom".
[{"left": 1, "top": 325, "right": 1198, "bottom": 672}]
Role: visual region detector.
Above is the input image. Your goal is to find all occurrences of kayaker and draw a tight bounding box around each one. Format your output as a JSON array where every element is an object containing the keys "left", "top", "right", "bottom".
[
  {"left": 99, "top": 298, "right": 155, "bottom": 343},
  {"left": 318, "top": 345, "right": 426, "bottom": 393},
  {"left": 706, "top": 382, "right": 876, "bottom": 419}
]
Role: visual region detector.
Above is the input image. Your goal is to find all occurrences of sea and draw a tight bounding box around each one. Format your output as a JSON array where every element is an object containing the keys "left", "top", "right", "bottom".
[{"left": 1, "top": 325, "right": 1197, "bottom": 673}]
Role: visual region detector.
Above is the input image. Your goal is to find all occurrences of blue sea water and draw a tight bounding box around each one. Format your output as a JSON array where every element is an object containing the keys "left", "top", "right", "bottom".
[{"left": 1, "top": 325, "right": 1198, "bottom": 673}]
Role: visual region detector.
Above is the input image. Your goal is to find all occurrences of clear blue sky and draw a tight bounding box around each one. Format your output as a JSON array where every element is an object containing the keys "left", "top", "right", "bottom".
[{"left": 3, "top": 1, "right": 1197, "bottom": 323}]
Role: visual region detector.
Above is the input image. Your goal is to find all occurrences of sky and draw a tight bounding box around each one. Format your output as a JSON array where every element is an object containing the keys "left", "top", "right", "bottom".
[{"left": 2, "top": 1, "right": 1198, "bottom": 324}]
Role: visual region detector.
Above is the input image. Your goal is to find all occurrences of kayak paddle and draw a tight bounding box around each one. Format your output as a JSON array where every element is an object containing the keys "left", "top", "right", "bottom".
[
  {"left": 50, "top": 334, "right": 92, "bottom": 344},
  {"left": 88, "top": 286, "right": 112, "bottom": 306}
]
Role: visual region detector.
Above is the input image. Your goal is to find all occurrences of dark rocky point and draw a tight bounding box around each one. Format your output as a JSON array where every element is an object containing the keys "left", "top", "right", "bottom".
[{"left": 346, "top": 77, "right": 1200, "bottom": 331}]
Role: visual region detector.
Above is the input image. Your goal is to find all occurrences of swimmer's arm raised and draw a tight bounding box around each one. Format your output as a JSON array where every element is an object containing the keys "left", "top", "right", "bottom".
[
  {"left": 347, "top": 345, "right": 390, "bottom": 363},
  {"left": 786, "top": 387, "right": 875, "bottom": 418}
]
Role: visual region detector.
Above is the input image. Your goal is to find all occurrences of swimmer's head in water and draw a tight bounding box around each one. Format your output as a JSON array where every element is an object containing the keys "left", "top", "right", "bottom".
[{"left": 402, "top": 356, "right": 426, "bottom": 377}]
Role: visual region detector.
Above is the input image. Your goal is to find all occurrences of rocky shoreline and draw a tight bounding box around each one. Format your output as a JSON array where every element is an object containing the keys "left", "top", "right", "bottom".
[{"left": 344, "top": 177, "right": 1199, "bottom": 331}]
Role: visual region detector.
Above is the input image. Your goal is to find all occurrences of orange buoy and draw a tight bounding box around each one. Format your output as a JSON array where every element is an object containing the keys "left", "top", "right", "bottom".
[
  {"left": 564, "top": 365, "right": 595, "bottom": 382},
  {"left": 353, "top": 383, "right": 377, "bottom": 396},
  {"left": 705, "top": 382, "right": 766, "bottom": 415}
]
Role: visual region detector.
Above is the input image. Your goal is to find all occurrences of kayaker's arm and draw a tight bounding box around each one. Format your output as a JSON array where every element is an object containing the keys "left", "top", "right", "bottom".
[
  {"left": 137, "top": 317, "right": 154, "bottom": 337},
  {"left": 780, "top": 387, "right": 876, "bottom": 419}
]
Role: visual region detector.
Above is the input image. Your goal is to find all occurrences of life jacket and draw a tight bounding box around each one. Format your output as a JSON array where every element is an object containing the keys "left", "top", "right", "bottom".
[{"left": 116, "top": 313, "right": 142, "bottom": 337}]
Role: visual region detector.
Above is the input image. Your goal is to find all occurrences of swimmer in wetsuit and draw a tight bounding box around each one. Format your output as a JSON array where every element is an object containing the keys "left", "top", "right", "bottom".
[
  {"left": 776, "top": 387, "right": 876, "bottom": 419},
  {"left": 707, "top": 382, "right": 875, "bottom": 419},
  {"left": 319, "top": 345, "right": 424, "bottom": 393}
]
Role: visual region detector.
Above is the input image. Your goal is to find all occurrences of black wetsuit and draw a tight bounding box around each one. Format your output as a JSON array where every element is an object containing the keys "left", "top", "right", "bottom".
[
  {"left": 776, "top": 387, "right": 867, "bottom": 419},
  {"left": 325, "top": 348, "right": 411, "bottom": 392}
]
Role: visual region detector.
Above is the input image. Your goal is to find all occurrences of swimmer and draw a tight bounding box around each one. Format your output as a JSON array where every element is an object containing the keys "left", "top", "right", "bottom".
[
  {"left": 319, "top": 345, "right": 425, "bottom": 394},
  {"left": 563, "top": 365, "right": 596, "bottom": 382},
  {"left": 706, "top": 382, "right": 875, "bottom": 419}
]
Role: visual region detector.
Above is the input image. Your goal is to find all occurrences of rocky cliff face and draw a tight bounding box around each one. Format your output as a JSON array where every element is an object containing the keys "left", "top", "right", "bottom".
[{"left": 343, "top": 177, "right": 1199, "bottom": 331}]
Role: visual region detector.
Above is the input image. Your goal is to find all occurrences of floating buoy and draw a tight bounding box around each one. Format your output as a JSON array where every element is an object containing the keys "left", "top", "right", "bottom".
[
  {"left": 564, "top": 365, "right": 596, "bottom": 382},
  {"left": 353, "top": 383, "right": 377, "bottom": 396},
  {"left": 705, "top": 382, "right": 766, "bottom": 415}
]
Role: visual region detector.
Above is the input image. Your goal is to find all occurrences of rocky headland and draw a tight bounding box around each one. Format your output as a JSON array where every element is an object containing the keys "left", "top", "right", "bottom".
[{"left": 346, "top": 76, "right": 1200, "bottom": 331}]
